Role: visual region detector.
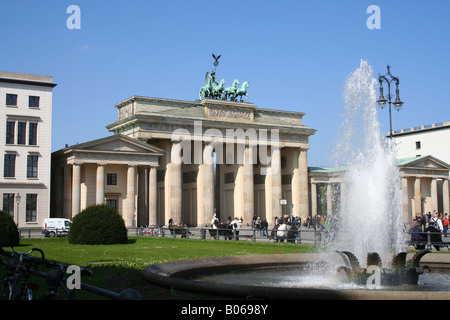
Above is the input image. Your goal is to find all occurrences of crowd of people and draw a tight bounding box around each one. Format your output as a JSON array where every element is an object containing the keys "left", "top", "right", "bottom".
[
  {"left": 207, "top": 213, "right": 337, "bottom": 243},
  {"left": 409, "top": 211, "right": 448, "bottom": 251},
  {"left": 207, "top": 212, "right": 339, "bottom": 241}
]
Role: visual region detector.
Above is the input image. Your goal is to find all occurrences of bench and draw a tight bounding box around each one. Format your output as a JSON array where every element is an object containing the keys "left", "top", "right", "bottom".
[
  {"left": 408, "top": 240, "right": 450, "bottom": 251},
  {"left": 408, "top": 230, "right": 450, "bottom": 251},
  {"left": 269, "top": 226, "right": 301, "bottom": 243},
  {"left": 168, "top": 227, "right": 188, "bottom": 238}
]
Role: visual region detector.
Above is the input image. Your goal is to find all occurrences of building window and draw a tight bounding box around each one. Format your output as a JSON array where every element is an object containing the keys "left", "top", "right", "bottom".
[
  {"left": 107, "top": 173, "right": 117, "bottom": 185},
  {"left": 6, "top": 94, "right": 17, "bottom": 106},
  {"left": 415, "top": 141, "right": 421, "bottom": 149},
  {"left": 6, "top": 121, "right": 15, "bottom": 144},
  {"left": 18, "top": 122, "right": 27, "bottom": 145},
  {"left": 29, "top": 123, "right": 37, "bottom": 145},
  {"left": 27, "top": 155, "right": 38, "bottom": 178},
  {"left": 2, "top": 194, "right": 15, "bottom": 217},
  {"left": 26, "top": 194, "right": 37, "bottom": 222},
  {"left": 29, "top": 96, "right": 40, "bottom": 108},
  {"left": 106, "top": 199, "right": 117, "bottom": 211},
  {"left": 4, "top": 154, "right": 16, "bottom": 177}
]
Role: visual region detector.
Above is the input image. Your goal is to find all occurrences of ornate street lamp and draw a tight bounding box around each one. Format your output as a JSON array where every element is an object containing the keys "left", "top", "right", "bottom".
[
  {"left": 376, "top": 65, "right": 404, "bottom": 139},
  {"left": 15, "top": 193, "right": 21, "bottom": 228}
]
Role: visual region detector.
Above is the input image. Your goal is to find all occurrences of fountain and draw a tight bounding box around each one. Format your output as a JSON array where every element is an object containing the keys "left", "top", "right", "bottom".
[
  {"left": 142, "top": 60, "right": 450, "bottom": 299},
  {"left": 331, "top": 59, "right": 406, "bottom": 262}
]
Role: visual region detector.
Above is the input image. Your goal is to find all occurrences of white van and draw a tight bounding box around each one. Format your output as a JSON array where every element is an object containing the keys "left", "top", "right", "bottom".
[{"left": 42, "top": 218, "right": 71, "bottom": 237}]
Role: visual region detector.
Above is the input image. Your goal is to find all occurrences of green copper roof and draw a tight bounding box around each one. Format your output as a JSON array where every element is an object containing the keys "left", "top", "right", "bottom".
[
  {"left": 309, "top": 155, "right": 433, "bottom": 173},
  {"left": 395, "top": 155, "right": 428, "bottom": 166}
]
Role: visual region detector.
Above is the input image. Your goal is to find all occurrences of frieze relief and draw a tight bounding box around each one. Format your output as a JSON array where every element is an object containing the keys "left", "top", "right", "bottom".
[{"left": 206, "top": 105, "right": 253, "bottom": 120}]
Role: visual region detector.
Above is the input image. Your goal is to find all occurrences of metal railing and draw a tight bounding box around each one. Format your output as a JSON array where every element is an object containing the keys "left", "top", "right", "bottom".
[
  {"left": 408, "top": 230, "right": 449, "bottom": 251},
  {"left": 137, "top": 225, "right": 449, "bottom": 250},
  {"left": 138, "top": 225, "right": 338, "bottom": 245}
]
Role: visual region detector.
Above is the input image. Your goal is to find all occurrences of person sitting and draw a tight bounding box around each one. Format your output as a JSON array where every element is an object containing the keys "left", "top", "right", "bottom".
[
  {"left": 410, "top": 221, "right": 425, "bottom": 250},
  {"left": 424, "top": 221, "right": 443, "bottom": 251},
  {"left": 276, "top": 223, "right": 288, "bottom": 242},
  {"left": 287, "top": 223, "right": 298, "bottom": 243}
]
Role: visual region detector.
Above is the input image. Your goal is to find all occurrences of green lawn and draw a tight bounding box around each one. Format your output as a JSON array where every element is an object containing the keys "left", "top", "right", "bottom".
[{"left": 2, "top": 237, "right": 318, "bottom": 300}]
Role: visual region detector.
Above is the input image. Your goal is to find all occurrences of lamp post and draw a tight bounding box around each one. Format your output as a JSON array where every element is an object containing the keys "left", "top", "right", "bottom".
[
  {"left": 376, "top": 65, "right": 404, "bottom": 139},
  {"left": 15, "top": 193, "right": 21, "bottom": 228}
]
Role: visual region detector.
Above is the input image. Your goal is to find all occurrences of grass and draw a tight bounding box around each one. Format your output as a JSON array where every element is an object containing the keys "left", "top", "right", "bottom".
[{"left": 2, "top": 237, "right": 318, "bottom": 300}]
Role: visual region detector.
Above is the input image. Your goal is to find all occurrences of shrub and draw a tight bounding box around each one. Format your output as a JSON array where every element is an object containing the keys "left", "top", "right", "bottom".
[
  {"left": 0, "top": 210, "right": 20, "bottom": 247},
  {"left": 68, "top": 205, "right": 128, "bottom": 245}
]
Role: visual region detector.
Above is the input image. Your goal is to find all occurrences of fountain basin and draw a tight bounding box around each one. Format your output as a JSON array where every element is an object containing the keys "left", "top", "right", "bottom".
[{"left": 142, "top": 253, "right": 450, "bottom": 300}]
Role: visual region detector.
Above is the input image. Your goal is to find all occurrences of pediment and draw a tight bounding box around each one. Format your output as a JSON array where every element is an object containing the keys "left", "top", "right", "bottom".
[
  {"left": 397, "top": 155, "right": 450, "bottom": 171},
  {"left": 70, "top": 135, "right": 163, "bottom": 155}
]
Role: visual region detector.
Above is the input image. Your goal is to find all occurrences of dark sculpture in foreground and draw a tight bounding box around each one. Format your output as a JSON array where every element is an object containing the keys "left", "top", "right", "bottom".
[{"left": 336, "top": 250, "right": 431, "bottom": 286}]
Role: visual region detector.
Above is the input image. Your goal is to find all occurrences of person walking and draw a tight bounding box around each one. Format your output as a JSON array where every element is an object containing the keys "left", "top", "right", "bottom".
[
  {"left": 260, "top": 219, "right": 268, "bottom": 237},
  {"left": 442, "top": 213, "right": 448, "bottom": 237},
  {"left": 231, "top": 217, "right": 241, "bottom": 240}
]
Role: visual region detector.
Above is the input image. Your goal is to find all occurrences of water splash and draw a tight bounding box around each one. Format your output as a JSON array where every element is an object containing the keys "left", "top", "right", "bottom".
[{"left": 332, "top": 59, "right": 406, "bottom": 262}]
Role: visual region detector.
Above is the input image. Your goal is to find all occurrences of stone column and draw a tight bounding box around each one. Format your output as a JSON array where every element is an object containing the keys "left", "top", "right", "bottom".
[
  {"left": 292, "top": 148, "right": 309, "bottom": 219},
  {"left": 71, "top": 163, "right": 82, "bottom": 216},
  {"left": 197, "top": 143, "right": 214, "bottom": 226},
  {"left": 243, "top": 146, "right": 254, "bottom": 222},
  {"left": 430, "top": 179, "right": 438, "bottom": 213},
  {"left": 327, "top": 183, "right": 333, "bottom": 216},
  {"left": 265, "top": 147, "right": 282, "bottom": 223},
  {"left": 414, "top": 177, "right": 421, "bottom": 216},
  {"left": 148, "top": 166, "right": 158, "bottom": 226},
  {"left": 298, "top": 149, "right": 309, "bottom": 218},
  {"left": 96, "top": 164, "right": 105, "bottom": 205},
  {"left": 63, "top": 165, "right": 72, "bottom": 218},
  {"left": 310, "top": 182, "right": 317, "bottom": 217},
  {"left": 126, "top": 165, "right": 136, "bottom": 227},
  {"left": 443, "top": 179, "right": 450, "bottom": 215},
  {"left": 170, "top": 143, "right": 182, "bottom": 224},
  {"left": 401, "top": 177, "right": 410, "bottom": 222}
]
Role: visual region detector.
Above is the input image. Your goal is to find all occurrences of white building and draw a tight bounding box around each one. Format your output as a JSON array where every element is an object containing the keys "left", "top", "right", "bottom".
[
  {"left": 391, "top": 121, "right": 450, "bottom": 165},
  {"left": 0, "top": 71, "right": 56, "bottom": 229}
]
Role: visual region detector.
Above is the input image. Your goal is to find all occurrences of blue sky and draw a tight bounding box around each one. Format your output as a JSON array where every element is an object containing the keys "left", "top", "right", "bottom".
[{"left": 1, "top": 0, "right": 449, "bottom": 166}]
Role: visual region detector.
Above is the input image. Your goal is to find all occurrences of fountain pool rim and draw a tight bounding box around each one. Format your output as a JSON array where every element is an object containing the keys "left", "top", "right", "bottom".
[{"left": 142, "top": 252, "right": 450, "bottom": 300}]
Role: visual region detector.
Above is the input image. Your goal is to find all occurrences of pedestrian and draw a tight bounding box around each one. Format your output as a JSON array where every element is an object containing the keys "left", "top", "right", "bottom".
[
  {"left": 255, "top": 217, "right": 261, "bottom": 230},
  {"left": 252, "top": 216, "right": 257, "bottom": 228},
  {"left": 261, "top": 219, "right": 268, "bottom": 237},
  {"left": 225, "top": 216, "right": 233, "bottom": 240},
  {"left": 211, "top": 214, "right": 219, "bottom": 229},
  {"left": 442, "top": 213, "right": 448, "bottom": 237},
  {"left": 430, "top": 213, "right": 443, "bottom": 232},
  {"left": 232, "top": 217, "right": 240, "bottom": 240}
]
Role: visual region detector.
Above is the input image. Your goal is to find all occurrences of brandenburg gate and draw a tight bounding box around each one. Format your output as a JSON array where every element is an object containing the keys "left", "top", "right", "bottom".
[{"left": 51, "top": 57, "right": 316, "bottom": 227}]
